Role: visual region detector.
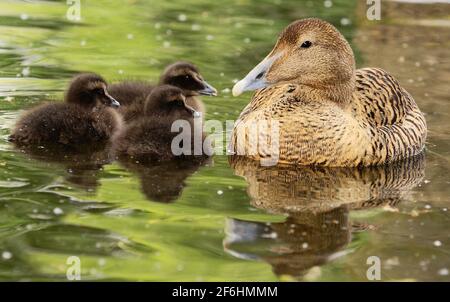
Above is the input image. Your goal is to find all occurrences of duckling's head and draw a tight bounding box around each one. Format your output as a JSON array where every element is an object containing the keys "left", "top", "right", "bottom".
[
  {"left": 144, "top": 85, "right": 200, "bottom": 118},
  {"left": 232, "top": 18, "right": 355, "bottom": 101},
  {"left": 66, "top": 73, "right": 120, "bottom": 109},
  {"left": 159, "top": 62, "right": 217, "bottom": 97}
]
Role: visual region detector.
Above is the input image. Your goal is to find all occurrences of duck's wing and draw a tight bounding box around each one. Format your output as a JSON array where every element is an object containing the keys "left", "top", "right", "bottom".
[
  {"left": 354, "top": 68, "right": 425, "bottom": 127},
  {"left": 118, "top": 95, "right": 147, "bottom": 122},
  {"left": 354, "top": 68, "right": 427, "bottom": 163}
]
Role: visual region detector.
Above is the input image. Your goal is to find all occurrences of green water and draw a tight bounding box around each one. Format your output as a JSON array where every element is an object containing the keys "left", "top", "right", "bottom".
[{"left": 0, "top": 0, "right": 449, "bottom": 281}]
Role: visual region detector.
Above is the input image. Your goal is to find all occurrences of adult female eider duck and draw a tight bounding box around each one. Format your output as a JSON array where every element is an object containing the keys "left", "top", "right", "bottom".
[
  {"left": 113, "top": 85, "right": 210, "bottom": 163},
  {"left": 230, "top": 18, "right": 427, "bottom": 167},
  {"left": 109, "top": 62, "right": 217, "bottom": 122},
  {"left": 9, "top": 73, "right": 122, "bottom": 148}
]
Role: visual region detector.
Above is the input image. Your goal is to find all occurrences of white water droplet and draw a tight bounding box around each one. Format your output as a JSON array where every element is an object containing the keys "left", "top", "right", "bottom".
[
  {"left": 433, "top": 240, "right": 442, "bottom": 247},
  {"left": 191, "top": 24, "right": 201, "bottom": 31},
  {"left": 2, "top": 251, "right": 12, "bottom": 260},
  {"left": 438, "top": 268, "right": 449, "bottom": 276},
  {"left": 262, "top": 232, "right": 278, "bottom": 239},
  {"left": 340, "top": 18, "right": 351, "bottom": 26},
  {"left": 53, "top": 207, "right": 64, "bottom": 215},
  {"left": 22, "top": 67, "right": 30, "bottom": 77}
]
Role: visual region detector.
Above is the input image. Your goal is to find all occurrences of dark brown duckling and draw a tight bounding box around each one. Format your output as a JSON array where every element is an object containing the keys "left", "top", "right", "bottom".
[
  {"left": 113, "top": 85, "right": 210, "bottom": 163},
  {"left": 9, "top": 73, "right": 122, "bottom": 148},
  {"left": 108, "top": 61, "right": 217, "bottom": 122}
]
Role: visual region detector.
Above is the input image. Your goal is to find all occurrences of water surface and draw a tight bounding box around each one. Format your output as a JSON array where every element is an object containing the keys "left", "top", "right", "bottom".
[{"left": 0, "top": 0, "right": 449, "bottom": 281}]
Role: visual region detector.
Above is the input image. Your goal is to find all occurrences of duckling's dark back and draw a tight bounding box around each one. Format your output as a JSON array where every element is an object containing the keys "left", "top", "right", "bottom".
[
  {"left": 114, "top": 118, "right": 181, "bottom": 162},
  {"left": 108, "top": 81, "right": 155, "bottom": 106},
  {"left": 10, "top": 102, "right": 121, "bottom": 147}
]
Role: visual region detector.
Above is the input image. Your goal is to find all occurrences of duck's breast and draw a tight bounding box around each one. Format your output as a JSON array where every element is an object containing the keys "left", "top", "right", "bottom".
[{"left": 232, "top": 84, "right": 371, "bottom": 166}]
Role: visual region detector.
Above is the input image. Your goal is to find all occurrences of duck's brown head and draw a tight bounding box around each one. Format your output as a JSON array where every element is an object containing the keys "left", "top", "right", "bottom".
[
  {"left": 66, "top": 73, "right": 120, "bottom": 109},
  {"left": 144, "top": 85, "right": 200, "bottom": 118},
  {"left": 232, "top": 18, "right": 355, "bottom": 102},
  {"left": 159, "top": 62, "right": 217, "bottom": 97}
]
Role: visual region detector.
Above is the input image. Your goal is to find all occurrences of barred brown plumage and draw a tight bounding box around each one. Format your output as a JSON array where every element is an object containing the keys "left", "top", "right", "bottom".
[{"left": 231, "top": 18, "right": 427, "bottom": 166}]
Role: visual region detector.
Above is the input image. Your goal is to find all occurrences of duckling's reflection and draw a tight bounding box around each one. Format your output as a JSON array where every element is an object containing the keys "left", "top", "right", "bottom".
[
  {"left": 226, "top": 155, "right": 425, "bottom": 278},
  {"left": 15, "top": 143, "right": 113, "bottom": 192},
  {"left": 119, "top": 157, "right": 211, "bottom": 203}
]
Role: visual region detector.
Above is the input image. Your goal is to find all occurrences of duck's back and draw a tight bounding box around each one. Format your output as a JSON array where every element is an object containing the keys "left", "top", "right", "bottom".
[
  {"left": 10, "top": 102, "right": 120, "bottom": 147},
  {"left": 117, "top": 95, "right": 147, "bottom": 123},
  {"left": 353, "top": 68, "right": 427, "bottom": 165},
  {"left": 114, "top": 118, "right": 180, "bottom": 162},
  {"left": 114, "top": 116, "right": 209, "bottom": 162},
  {"left": 108, "top": 81, "right": 155, "bottom": 106}
]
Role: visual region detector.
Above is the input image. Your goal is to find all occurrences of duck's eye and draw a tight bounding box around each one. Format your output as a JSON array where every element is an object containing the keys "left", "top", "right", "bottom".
[
  {"left": 93, "top": 88, "right": 104, "bottom": 95},
  {"left": 300, "top": 41, "right": 312, "bottom": 48},
  {"left": 173, "top": 99, "right": 185, "bottom": 107}
]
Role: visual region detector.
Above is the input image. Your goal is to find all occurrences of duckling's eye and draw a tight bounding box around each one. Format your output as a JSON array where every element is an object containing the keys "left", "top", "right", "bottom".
[
  {"left": 172, "top": 99, "right": 185, "bottom": 107},
  {"left": 93, "top": 88, "right": 104, "bottom": 95},
  {"left": 300, "top": 41, "right": 312, "bottom": 48}
]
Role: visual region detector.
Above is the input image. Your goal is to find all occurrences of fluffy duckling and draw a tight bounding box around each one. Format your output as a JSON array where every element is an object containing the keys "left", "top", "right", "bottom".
[
  {"left": 231, "top": 18, "right": 427, "bottom": 167},
  {"left": 113, "top": 85, "right": 209, "bottom": 163},
  {"left": 109, "top": 61, "right": 217, "bottom": 122},
  {"left": 9, "top": 73, "right": 122, "bottom": 148}
]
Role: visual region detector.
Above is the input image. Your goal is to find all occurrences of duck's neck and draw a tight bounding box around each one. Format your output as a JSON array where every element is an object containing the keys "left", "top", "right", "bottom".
[
  {"left": 293, "top": 77, "right": 355, "bottom": 107},
  {"left": 66, "top": 93, "right": 97, "bottom": 111}
]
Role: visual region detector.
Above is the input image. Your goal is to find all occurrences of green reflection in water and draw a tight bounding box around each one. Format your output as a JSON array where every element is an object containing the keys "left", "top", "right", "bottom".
[{"left": 0, "top": 0, "right": 449, "bottom": 281}]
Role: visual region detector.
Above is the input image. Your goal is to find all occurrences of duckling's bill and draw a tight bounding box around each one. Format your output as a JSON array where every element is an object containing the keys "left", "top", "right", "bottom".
[
  {"left": 232, "top": 52, "right": 282, "bottom": 97},
  {"left": 105, "top": 91, "right": 120, "bottom": 108},
  {"left": 199, "top": 80, "right": 218, "bottom": 96}
]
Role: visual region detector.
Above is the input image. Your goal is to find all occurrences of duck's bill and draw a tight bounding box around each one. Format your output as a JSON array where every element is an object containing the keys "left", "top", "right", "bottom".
[
  {"left": 232, "top": 53, "right": 281, "bottom": 97},
  {"left": 198, "top": 80, "right": 218, "bottom": 96},
  {"left": 105, "top": 92, "right": 120, "bottom": 108}
]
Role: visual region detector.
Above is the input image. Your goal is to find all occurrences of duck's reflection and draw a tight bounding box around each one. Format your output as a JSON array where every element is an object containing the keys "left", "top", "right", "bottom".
[
  {"left": 226, "top": 155, "right": 425, "bottom": 278},
  {"left": 15, "top": 143, "right": 113, "bottom": 192},
  {"left": 119, "top": 157, "right": 211, "bottom": 203}
]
